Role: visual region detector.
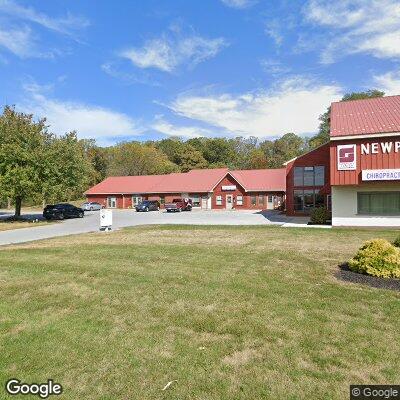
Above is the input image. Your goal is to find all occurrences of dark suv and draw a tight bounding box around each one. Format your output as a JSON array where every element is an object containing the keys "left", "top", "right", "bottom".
[
  {"left": 43, "top": 203, "right": 85, "bottom": 220},
  {"left": 135, "top": 200, "right": 160, "bottom": 212}
]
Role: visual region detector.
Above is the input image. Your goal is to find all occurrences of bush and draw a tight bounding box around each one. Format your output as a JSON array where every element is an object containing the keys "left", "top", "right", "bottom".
[
  {"left": 310, "top": 207, "right": 330, "bottom": 224},
  {"left": 393, "top": 235, "right": 400, "bottom": 248},
  {"left": 348, "top": 239, "right": 400, "bottom": 278}
]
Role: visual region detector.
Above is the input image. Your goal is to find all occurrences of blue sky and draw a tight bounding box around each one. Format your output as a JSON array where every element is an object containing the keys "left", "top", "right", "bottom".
[{"left": 0, "top": 0, "right": 399, "bottom": 145}]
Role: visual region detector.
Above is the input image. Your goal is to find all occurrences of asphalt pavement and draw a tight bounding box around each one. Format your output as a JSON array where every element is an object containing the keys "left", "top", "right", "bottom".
[{"left": 0, "top": 209, "right": 310, "bottom": 246}]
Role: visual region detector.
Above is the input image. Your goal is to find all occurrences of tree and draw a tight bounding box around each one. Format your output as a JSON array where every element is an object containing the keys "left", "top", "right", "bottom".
[
  {"left": 174, "top": 144, "right": 208, "bottom": 172},
  {"left": 247, "top": 148, "right": 268, "bottom": 169},
  {"left": 261, "top": 133, "right": 306, "bottom": 168},
  {"left": 0, "top": 106, "right": 52, "bottom": 217},
  {"left": 309, "top": 90, "right": 385, "bottom": 149},
  {"left": 107, "top": 141, "right": 178, "bottom": 176},
  {"left": 41, "top": 132, "right": 93, "bottom": 204},
  {"left": 0, "top": 106, "right": 92, "bottom": 217},
  {"left": 82, "top": 139, "right": 109, "bottom": 185}
]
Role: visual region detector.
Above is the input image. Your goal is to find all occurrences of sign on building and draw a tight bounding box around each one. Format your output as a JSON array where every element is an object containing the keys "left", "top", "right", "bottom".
[
  {"left": 337, "top": 144, "right": 356, "bottom": 171},
  {"left": 221, "top": 185, "right": 237, "bottom": 191},
  {"left": 362, "top": 169, "right": 400, "bottom": 181}
]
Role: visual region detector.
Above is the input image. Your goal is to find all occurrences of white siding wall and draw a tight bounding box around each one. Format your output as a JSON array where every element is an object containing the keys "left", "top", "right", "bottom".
[{"left": 332, "top": 184, "right": 400, "bottom": 226}]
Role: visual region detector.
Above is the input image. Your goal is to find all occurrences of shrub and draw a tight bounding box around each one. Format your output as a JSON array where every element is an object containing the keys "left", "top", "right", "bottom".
[
  {"left": 393, "top": 235, "right": 400, "bottom": 248},
  {"left": 348, "top": 239, "right": 400, "bottom": 278},
  {"left": 310, "top": 207, "right": 330, "bottom": 224}
]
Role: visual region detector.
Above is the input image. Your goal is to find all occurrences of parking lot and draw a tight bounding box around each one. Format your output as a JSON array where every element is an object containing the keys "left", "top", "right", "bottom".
[{"left": 0, "top": 209, "right": 311, "bottom": 246}]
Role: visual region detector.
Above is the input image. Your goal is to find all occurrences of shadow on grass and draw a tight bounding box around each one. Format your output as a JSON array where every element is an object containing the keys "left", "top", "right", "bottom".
[{"left": 335, "top": 263, "right": 400, "bottom": 292}]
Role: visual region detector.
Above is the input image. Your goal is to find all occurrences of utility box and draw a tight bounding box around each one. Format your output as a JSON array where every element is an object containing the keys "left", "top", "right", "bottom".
[{"left": 100, "top": 209, "right": 112, "bottom": 231}]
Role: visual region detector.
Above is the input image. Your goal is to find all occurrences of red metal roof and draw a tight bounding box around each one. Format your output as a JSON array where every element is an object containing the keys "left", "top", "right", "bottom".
[
  {"left": 85, "top": 167, "right": 286, "bottom": 195},
  {"left": 230, "top": 169, "right": 286, "bottom": 191},
  {"left": 330, "top": 95, "right": 400, "bottom": 138}
]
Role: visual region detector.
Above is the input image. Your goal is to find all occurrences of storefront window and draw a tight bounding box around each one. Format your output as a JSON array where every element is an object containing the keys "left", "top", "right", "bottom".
[
  {"left": 160, "top": 196, "right": 165, "bottom": 205},
  {"left": 293, "top": 189, "right": 326, "bottom": 213},
  {"left": 132, "top": 195, "right": 142, "bottom": 206},
  {"left": 251, "top": 196, "right": 257, "bottom": 206},
  {"left": 191, "top": 195, "right": 200, "bottom": 207},
  {"left": 358, "top": 192, "right": 400, "bottom": 215},
  {"left": 304, "top": 167, "right": 314, "bottom": 186},
  {"left": 293, "top": 190, "right": 303, "bottom": 211},
  {"left": 236, "top": 196, "right": 243, "bottom": 205},
  {"left": 216, "top": 195, "right": 222, "bottom": 206},
  {"left": 294, "top": 167, "right": 303, "bottom": 186},
  {"left": 314, "top": 166, "right": 325, "bottom": 186},
  {"left": 293, "top": 166, "right": 325, "bottom": 187},
  {"left": 258, "top": 195, "right": 264, "bottom": 206}
]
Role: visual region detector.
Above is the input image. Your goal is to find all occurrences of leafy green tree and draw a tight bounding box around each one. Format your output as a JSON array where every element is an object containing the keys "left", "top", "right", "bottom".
[
  {"left": 82, "top": 139, "right": 109, "bottom": 185},
  {"left": 41, "top": 132, "right": 92, "bottom": 204},
  {"left": 0, "top": 106, "right": 52, "bottom": 217},
  {"left": 0, "top": 106, "right": 92, "bottom": 217},
  {"left": 261, "top": 133, "right": 306, "bottom": 168},
  {"left": 309, "top": 90, "right": 385, "bottom": 149},
  {"left": 155, "top": 137, "right": 185, "bottom": 164},
  {"left": 107, "top": 141, "right": 178, "bottom": 176},
  {"left": 174, "top": 144, "right": 208, "bottom": 172},
  {"left": 246, "top": 148, "right": 268, "bottom": 169}
]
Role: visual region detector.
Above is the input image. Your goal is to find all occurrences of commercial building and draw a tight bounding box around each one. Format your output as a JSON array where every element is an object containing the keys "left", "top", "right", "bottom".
[
  {"left": 285, "top": 95, "right": 400, "bottom": 226},
  {"left": 86, "top": 168, "right": 286, "bottom": 210}
]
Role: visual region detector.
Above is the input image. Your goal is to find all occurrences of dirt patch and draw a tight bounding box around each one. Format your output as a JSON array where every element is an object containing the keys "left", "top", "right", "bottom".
[
  {"left": 335, "top": 264, "right": 400, "bottom": 292},
  {"left": 222, "top": 348, "right": 261, "bottom": 366}
]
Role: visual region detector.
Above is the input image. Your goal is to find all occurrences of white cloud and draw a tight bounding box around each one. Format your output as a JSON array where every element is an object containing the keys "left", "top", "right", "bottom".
[
  {"left": 305, "top": 0, "right": 400, "bottom": 62},
  {"left": 265, "top": 20, "right": 283, "bottom": 46},
  {"left": 168, "top": 77, "right": 343, "bottom": 138},
  {"left": 374, "top": 70, "right": 400, "bottom": 95},
  {"left": 152, "top": 118, "right": 214, "bottom": 138},
  {"left": 21, "top": 83, "right": 142, "bottom": 144},
  {"left": 0, "top": 0, "right": 89, "bottom": 37},
  {"left": 0, "top": 0, "right": 88, "bottom": 58},
  {"left": 220, "top": 0, "right": 256, "bottom": 9},
  {"left": 261, "top": 59, "right": 291, "bottom": 76},
  {"left": 120, "top": 34, "right": 227, "bottom": 73},
  {"left": 0, "top": 25, "right": 36, "bottom": 58}
]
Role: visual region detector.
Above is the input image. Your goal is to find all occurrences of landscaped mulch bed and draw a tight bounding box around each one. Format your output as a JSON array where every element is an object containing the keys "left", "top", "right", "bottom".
[{"left": 335, "top": 264, "right": 400, "bottom": 292}]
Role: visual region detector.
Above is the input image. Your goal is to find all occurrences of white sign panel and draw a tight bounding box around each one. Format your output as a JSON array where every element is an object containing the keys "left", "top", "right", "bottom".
[
  {"left": 362, "top": 169, "right": 400, "bottom": 181},
  {"left": 222, "top": 185, "right": 237, "bottom": 191},
  {"left": 100, "top": 209, "right": 112, "bottom": 227},
  {"left": 337, "top": 144, "right": 357, "bottom": 171}
]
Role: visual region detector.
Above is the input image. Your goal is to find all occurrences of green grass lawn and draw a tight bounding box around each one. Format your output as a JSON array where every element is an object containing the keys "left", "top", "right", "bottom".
[{"left": 0, "top": 225, "right": 399, "bottom": 399}]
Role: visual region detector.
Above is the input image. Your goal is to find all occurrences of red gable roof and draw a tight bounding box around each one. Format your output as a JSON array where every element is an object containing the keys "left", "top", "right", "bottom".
[
  {"left": 150, "top": 168, "right": 229, "bottom": 193},
  {"left": 330, "top": 95, "right": 400, "bottom": 138},
  {"left": 230, "top": 169, "right": 286, "bottom": 191},
  {"left": 85, "top": 175, "right": 165, "bottom": 194},
  {"left": 85, "top": 167, "right": 286, "bottom": 195}
]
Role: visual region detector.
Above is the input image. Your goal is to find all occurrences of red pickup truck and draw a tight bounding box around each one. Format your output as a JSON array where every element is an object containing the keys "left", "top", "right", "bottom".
[{"left": 165, "top": 198, "right": 193, "bottom": 212}]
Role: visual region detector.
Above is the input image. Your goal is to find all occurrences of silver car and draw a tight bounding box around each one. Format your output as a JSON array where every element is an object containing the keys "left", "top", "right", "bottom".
[{"left": 81, "top": 201, "right": 102, "bottom": 211}]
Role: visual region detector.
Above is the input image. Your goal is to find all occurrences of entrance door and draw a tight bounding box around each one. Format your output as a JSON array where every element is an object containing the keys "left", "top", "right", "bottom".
[
  {"left": 201, "top": 195, "right": 208, "bottom": 209},
  {"left": 226, "top": 195, "right": 233, "bottom": 210},
  {"left": 267, "top": 195, "right": 274, "bottom": 210},
  {"left": 108, "top": 196, "right": 117, "bottom": 208}
]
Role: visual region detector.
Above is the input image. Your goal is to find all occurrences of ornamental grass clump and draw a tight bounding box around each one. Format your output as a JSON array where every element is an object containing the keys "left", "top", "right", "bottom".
[{"left": 348, "top": 239, "right": 400, "bottom": 279}]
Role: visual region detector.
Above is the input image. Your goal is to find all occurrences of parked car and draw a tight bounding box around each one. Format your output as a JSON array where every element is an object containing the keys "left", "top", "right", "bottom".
[
  {"left": 82, "top": 201, "right": 102, "bottom": 211},
  {"left": 135, "top": 200, "right": 160, "bottom": 212},
  {"left": 43, "top": 203, "right": 85, "bottom": 220},
  {"left": 165, "top": 198, "right": 192, "bottom": 212}
]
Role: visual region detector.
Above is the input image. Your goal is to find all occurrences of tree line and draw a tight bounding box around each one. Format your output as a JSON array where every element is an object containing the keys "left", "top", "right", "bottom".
[{"left": 0, "top": 90, "right": 383, "bottom": 216}]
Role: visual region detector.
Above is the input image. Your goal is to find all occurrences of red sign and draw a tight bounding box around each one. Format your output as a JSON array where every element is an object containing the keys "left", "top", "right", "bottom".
[{"left": 337, "top": 144, "right": 356, "bottom": 170}]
